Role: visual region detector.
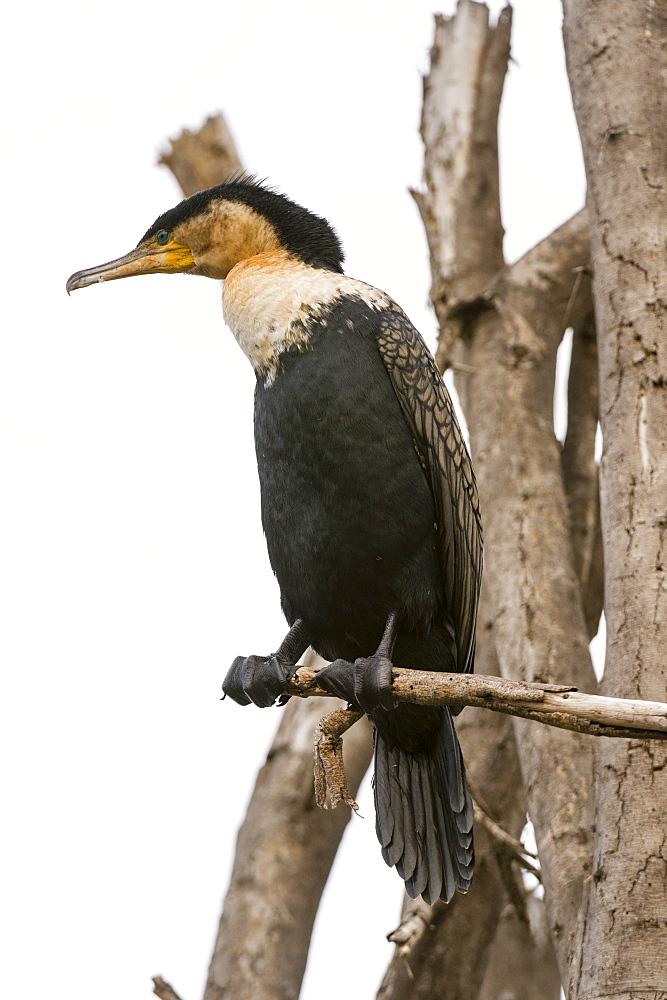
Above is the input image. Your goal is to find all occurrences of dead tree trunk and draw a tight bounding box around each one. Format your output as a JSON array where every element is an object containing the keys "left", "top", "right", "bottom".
[{"left": 562, "top": 3, "right": 667, "bottom": 997}]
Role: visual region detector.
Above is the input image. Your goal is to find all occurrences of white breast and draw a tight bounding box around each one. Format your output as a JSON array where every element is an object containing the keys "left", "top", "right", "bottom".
[{"left": 222, "top": 254, "right": 390, "bottom": 384}]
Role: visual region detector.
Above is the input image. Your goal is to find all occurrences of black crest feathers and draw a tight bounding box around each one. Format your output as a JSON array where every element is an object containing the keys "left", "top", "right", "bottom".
[{"left": 140, "top": 175, "right": 345, "bottom": 273}]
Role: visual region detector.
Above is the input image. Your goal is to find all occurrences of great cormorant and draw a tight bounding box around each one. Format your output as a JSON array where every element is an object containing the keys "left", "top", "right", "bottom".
[{"left": 67, "top": 178, "right": 483, "bottom": 904}]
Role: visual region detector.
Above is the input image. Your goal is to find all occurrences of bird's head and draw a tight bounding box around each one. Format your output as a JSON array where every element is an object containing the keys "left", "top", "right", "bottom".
[{"left": 66, "top": 177, "right": 345, "bottom": 293}]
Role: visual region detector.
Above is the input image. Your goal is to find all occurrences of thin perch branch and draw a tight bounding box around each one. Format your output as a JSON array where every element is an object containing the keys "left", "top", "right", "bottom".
[{"left": 288, "top": 666, "right": 667, "bottom": 740}]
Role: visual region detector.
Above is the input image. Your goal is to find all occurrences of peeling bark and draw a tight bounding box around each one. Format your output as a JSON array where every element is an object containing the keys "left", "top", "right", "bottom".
[{"left": 562, "top": 2, "right": 667, "bottom": 997}]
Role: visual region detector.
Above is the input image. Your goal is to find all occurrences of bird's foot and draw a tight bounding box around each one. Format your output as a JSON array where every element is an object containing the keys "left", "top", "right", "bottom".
[
  {"left": 222, "top": 619, "right": 311, "bottom": 708},
  {"left": 317, "top": 655, "right": 397, "bottom": 712},
  {"left": 222, "top": 654, "right": 297, "bottom": 707}
]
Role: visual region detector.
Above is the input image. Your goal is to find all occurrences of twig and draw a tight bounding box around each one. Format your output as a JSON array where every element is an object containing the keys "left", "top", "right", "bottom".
[
  {"left": 288, "top": 666, "right": 667, "bottom": 740},
  {"left": 466, "top": 774, "right": 540, "bottom": 879},
  {"left": 152, "top": 976, "right": 185, "bottom": 1000},
  {"left": 314, "top": 706, "right": 364, "bottom": 811},
  {"left": 473, "top": 806, "right": 541, "bottom": 879}
]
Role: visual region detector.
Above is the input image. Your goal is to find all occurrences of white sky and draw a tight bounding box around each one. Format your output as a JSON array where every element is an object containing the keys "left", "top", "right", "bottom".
[{"left": 1, "top": 2, "right": 586, "bottom": 999}]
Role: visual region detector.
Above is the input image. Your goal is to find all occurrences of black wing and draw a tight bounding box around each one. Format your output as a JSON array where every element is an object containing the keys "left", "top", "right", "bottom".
[{"left": 375, "top": 306, "right": 482, "bottom": 674}]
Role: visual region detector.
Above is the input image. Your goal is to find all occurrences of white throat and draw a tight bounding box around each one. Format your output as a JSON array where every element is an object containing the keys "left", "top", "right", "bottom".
[{"left": 221, "top": 254, "right": 390, "bottom": 384}]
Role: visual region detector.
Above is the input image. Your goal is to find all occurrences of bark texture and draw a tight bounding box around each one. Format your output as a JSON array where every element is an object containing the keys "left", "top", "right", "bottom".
[{"left": 562, "top": 3, "right": 667, "bottom": 997}]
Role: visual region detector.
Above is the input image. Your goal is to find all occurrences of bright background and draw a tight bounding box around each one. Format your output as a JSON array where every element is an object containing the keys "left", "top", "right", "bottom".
[{"left": 1, "top": 2, "right": 588, "bottom": 998}]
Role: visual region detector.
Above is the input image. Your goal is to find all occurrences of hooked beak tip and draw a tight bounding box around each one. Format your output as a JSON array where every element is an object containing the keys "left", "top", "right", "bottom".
[{"left": 66, "top": 272, "right": 81, "bottom": 295}]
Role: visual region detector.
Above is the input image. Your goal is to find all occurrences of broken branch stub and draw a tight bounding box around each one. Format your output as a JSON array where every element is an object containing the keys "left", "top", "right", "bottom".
[{"left": 313, "top": 706, "right": 364, "bottom": 811}]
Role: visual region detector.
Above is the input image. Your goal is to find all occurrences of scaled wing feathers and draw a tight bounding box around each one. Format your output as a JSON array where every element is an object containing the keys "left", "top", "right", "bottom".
[{"left": 375, "top": 307, "right": 483, "bottom": 674}]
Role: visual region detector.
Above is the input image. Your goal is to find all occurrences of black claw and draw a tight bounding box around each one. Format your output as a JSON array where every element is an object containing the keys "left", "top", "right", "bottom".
[
  {"left": 317, "top": 655, "right": 396, "bottom": 712},
  {"left": 222, "top": 654, "right": 295, "bottom": 707},
  {"left": 354, "top": 654, "right": 396, "bottom": 711},
  {"left": 222, "top": 656, "right": 253, "bottom": 706},
  {"left": 316, "top": 658, "right": 357, "bottom": 704}
]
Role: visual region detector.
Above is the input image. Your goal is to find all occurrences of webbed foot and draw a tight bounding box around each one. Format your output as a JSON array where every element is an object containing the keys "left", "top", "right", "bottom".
[
  {"left": 222, "top": 619, "right": 312, "bottom": 708},
  {"left": 222, "top": 654, "right": 296, "bottom": 707},
  {"left": 317, "top": 654, "right": 396, "bottom": 712}
]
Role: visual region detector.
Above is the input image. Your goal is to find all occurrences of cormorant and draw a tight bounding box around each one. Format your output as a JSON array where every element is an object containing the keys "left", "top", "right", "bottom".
[{"left": 67, "top": 177, "right": 483, "bottom": 904}]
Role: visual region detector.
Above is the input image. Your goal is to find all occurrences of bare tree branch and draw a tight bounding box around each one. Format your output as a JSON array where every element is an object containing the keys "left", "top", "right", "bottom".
[
  {"left": 376, "top": 12, "right": 536, "bottom": 998},
  {"left": 153, "top": 976, "right": 186, "bottom": 1000},
  {"left": 471, "top": 801, "right": 540, "bottom": 879},
  {"left": 376, "top": 848, "right": 507, "bottom": 1000},
  {"left": 158, "top": 114, "right": 243, "bottom": 197},
  {"left": 407, "top": 6, "right": 595, "bottom": 993},
  {"left": 289, "top": 665, "right": 667, "bottom": 740},
  {"left": 413, "top": 2, "right": 511, "bottom": 371}
]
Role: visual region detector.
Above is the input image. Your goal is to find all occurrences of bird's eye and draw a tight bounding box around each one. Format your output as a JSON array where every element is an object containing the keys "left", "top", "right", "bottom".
[{"left": 156, "top": 230, "right": 169, "bottom": 245}]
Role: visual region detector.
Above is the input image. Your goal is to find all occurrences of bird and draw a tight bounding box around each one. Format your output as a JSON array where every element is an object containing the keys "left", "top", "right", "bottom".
[{"left": 67, "top": 176, "right": 483, "bottom": 904}]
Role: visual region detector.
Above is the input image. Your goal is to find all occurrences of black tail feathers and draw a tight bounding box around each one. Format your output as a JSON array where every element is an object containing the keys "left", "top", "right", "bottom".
[{"left": 373, "top": 709, "right": 474, "bottom": 904}]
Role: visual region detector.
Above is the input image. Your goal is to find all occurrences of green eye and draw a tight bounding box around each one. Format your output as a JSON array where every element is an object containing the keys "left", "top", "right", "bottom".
[{"left": 156, "top": 230, "right": 169, "bottom": 245}]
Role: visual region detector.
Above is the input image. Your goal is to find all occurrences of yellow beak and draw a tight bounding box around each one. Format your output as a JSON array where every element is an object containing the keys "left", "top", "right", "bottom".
[{"left": 66, "top": 239, "right": 195, "bottom": 293}]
